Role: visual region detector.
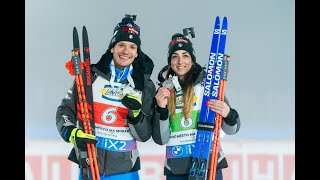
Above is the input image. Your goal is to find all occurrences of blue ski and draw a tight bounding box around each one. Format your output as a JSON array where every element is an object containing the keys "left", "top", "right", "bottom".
[{"left": 189, "top": 16, "right": 228, "bottom": 180}]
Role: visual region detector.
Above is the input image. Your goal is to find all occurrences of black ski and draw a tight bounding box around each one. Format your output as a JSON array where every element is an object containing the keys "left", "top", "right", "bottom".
[{"left": 72, "top": 26, "right": 100, "bottom": 180}]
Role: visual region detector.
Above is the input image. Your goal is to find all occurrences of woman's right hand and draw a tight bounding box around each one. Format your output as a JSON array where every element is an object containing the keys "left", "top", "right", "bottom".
[{"left": 155, "top": 87, "right": 171, "bottom": 108}]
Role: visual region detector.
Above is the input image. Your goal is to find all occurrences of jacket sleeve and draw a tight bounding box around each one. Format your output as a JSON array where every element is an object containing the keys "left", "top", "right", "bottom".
[
  {"left": 221, "top": 96, "right": 241, "bottom": 135},
  {"left": 128, "top": 80, "right": 156, "bottom": 142},
  {"left": 56, "top": 81, "right": 78, "bottom": 142},
  {"left": 151, "top": 104, "right": 170, "bottom": 145}
]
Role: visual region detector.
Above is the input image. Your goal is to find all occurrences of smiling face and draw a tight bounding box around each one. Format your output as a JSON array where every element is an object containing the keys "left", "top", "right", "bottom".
[
  {"left": 170, "top": 50, "right": 193, "bottom": 79},
  {"left": 111, "top": 41, "right": 138, "bottom": 69}
]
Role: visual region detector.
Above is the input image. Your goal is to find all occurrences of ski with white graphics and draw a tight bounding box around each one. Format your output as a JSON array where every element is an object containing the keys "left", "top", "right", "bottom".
[{"left": 189, "top": 16, "right": 228, "bottom": 180}]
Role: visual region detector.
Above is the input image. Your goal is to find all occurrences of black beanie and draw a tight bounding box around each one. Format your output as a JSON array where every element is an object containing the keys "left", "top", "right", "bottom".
[
  {"left": 108, "top": 16, "right": 141, "bottom": 50},
  {"left": 167, "top": 33, "right": 196, "bottom": 65}
]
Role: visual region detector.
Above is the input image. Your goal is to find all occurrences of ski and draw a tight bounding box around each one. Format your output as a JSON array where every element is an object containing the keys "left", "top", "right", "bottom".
[
  {"left": 189, "top": 16, "right": 220, "bottom": 180},
  {"left": 189, "top": 16, "right": 228, "bottom": 180},
  {"left": 69, "top": 26, "right": 100, "bottom": 180},
  {"left": 82, "top": 26, "right": 96, "bottom": 138},
  {"left": 206, "top": 17, "right": 228, "bottom": 180},
  {"left": 208, "top": 54, "right": 230, "bottom": 180},
  {"left": 81, "top": 25, "right": 100, "bottom": 180}
]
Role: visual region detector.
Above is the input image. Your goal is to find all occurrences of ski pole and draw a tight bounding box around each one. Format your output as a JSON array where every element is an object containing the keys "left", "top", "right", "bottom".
[
  {"left": 71, "top": 50, "right": 100, "bottom": 180},
  {"left": 209, "top": 54, "right": 230, "bottom": 180}
]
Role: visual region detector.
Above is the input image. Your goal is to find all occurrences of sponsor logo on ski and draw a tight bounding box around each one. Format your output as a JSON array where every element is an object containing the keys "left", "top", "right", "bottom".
[
  {"left": 85, "top": 57, "right": 91, "bottom": 85},
  {"left": 204, "top": 52, "right": 216, "bottom": 96},
  {"left": 197, "top": 123, "right": 214, "bottom": 130},
  {"left": 221, "top": 29, "right": 227, "bottom": 35},
  {"left": 211, "top": 53, "right": 224, "bottom": 97}
]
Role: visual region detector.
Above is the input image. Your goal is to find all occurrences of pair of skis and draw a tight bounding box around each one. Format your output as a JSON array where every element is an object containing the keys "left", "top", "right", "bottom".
[
  {"left": 66, "top": 26, "right": 100, "bottom": 180},
  {"left": 189, "top": 16, "right": 229, "bottom": 180}
]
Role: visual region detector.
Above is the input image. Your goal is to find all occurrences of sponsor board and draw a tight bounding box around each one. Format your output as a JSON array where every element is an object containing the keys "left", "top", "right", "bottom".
[{"left": 25, "top": 139, "right": 294, "bottom": 180}]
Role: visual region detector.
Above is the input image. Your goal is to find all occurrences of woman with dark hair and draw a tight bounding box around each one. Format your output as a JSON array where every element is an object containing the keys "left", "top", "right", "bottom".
[{"left": 152, "top": 31, "right": 240, "bottom": 180}]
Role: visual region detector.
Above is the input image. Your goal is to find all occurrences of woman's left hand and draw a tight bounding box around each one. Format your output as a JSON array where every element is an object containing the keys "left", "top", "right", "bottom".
[{"left": 206, "top": 99, "right": 230, "bottom": 118}]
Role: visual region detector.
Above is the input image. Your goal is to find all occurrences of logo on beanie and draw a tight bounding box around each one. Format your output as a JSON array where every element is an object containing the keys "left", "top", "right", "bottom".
[
  {"left": 170, "top": 37, "right": 188, "bottom": 47},
  {"left": 122, "top": 25, "right": 139, "bottom": 35},
  {"left": 178, "top": 43, "right": 183, "bottom": 47},
  {"left": 129, "top": 34, "right": 133, "bottom": 39}
]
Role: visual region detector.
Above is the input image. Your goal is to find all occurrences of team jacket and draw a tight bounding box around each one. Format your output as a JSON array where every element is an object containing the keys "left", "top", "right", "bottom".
[
  {"left": 56, "top": 49, "right": 156, "bottom": 175},
  {"left": 151, "top": 63, "right": 241, "bottom": 176}
]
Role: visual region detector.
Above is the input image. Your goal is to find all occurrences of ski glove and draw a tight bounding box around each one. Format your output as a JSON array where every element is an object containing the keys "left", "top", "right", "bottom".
[
  {"left": 121, "top": 94, "right": 142, "bottom": 120},
  {"left": 69, "top": 128, "right": 97, "bottom": 151}
]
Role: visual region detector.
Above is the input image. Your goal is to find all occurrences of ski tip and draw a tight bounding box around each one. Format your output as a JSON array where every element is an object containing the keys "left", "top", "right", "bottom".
[
  {"left": 83, "top": 26, "right": 87, "bottom": 31},
  {"left": 223, "top": 16, "right": 228, "bottom": 23},
  {"left": 73, "top": 27, "right": 78, "bottom": 35},
  {"left": 215, "top": 16, "right": 220, "bottom": 24}
]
